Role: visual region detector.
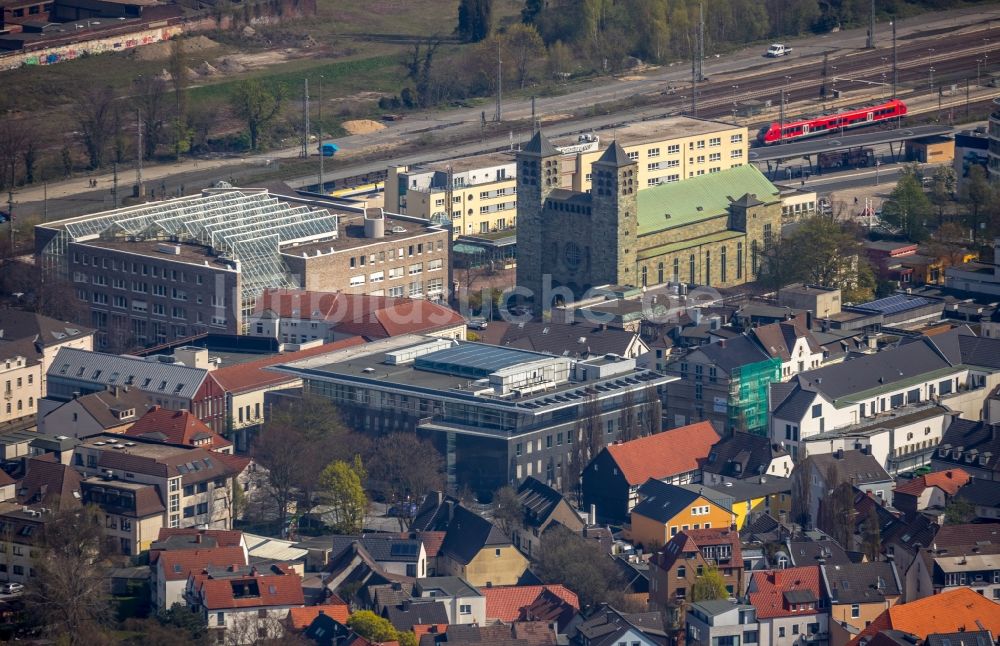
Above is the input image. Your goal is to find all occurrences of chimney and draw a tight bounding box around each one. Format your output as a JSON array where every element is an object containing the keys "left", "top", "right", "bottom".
[
  {"left": 195, "top": 533, "right": 203, "bottom": 544},
  {"left": 836, "top": 449, "right": 844, "bottom": 459},
  {"left": 589, "top": 504, "right": 596, "bottom": 525},
  {"left": 112, "top": 385, "right": 119, "bottom": 397}
]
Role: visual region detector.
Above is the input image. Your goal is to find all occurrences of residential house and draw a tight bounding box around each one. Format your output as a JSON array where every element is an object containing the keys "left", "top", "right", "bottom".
[
  {"left": 747, "top": 566, "right": 829, "bottom": 646},
  {"left": 931, "top": 418, "right": 1000, "bottom": 480},
  {"left": 81, "top": 476, "right": 167, "bottom": 556},
  {"left": 848, "top": 588, "right": 1000, "bottom": 646},
  {"left": 149, "top": 527, "right": 248, "bottom": 610},
  {"left": 248, "top": 289, "right": 467, "bottom": 344},
  {"left": 331, "top": 535, "right": 427, "bottom": 579},
  {"left": 38, "top": 387, "right": 153, "bottom": 438},
  {"left": 879, "top": 514, "right": 939, "bottom": 575},
  {"left": 476, "top": 319, "right": 649, "bottom": 361},
  {"left": 924, "top": 632, "right": 997, "bottom": 646},
  {"left": 187, "top": 562, "right": 306, "bottom": 645},
  {"left": 685, "top": 600, "right": 760, "bottom": 646},
  {"left": 770, "top": 327, "right": 1000, "bottom": 461},
  {"left": 630, "top": 480, "right": 735, "bottom": 551},
  {"left": 905, "top": 524, "right": 1000, "bottom": 602},
  {"left": 582, "top": 421, "right": 719, "bottom": 524},
  {"left": 613, "top": 555, "right": 651, "bottom": 609},
  {"left": 301, "top": 613, "right": 365, "bottom": 646},
  {"left": 16, "top": 453, "right": 82, "bottom": 509},
  {"left": 511, "top": 476, "right": 585, "bottom": 558},
  {"left": 791, "top": 450, "right": 894, "bottom": 529},
  {"left": 521, "top": 586, "right": 583, "bottom": 633},
  {"left": 414, "top": 576, "right": 486, "bottom": 625},
  {"left": 0, "top": 310, "right": 95, "bottom": 425},
  {"left": 664, "top": 335, "right": 781, "bottom": 435},
  {"left": 383, "top": 599, "right": 450, "bottom": 633},
  {"left": 321, "top": 541, "right": 397, "bottom": 602},
  {"left": 786, "top": 540, "right": 855, "bottom": 568},
  {"left": 704, "top": 477, "right": 793, "bottom": 529},
  {"left": 892, "top": 469, "right": 970, "bottom": 518},
  {"left": 0, "top": 470, "right": 14, "bottom": 502},
  {"left": 124, "top": 407, "right": 233, "bottom": 453},
  {"left": 822, "top": 561, "right": 902, "bottom": 646},
  {"left": 648, "top": 528, "right": 743, "bottom": 612},
  {"left": 480, "top": 584, "right": 579, "bottom": 624},
  {"left": 798, "top": 403, "right": 953, "bottom": 477},
  {"left": 778, "top": 284, "right": 843, "bottom": 321},
  {"left": 285, "top": 597, "right": 351, "bottom": 635},
  {"left": 953, "top": 478, "right": 1000, "bottom": 521},
  {"left": 0, "top": 505, "right": 53, "bottom": 583},
  {"left": 72, "top": 433, "right": 242, "bottom": 537},
  {"left": 153, "top": 544, "right": 249, "bottom": 611},
  {"left": 750, "top": 313, "right": 826, "bottom": 381},
  {"left": 571, "top": 604, "right": 668, "bottom": 646},
  {"left": 702, "top": 432, "right": 793, "bottom": 486},
  {"left": 439, "top": 505, "right": 528, "bottom": 587},
  {"left": 44, "top": 347, "right": 227, "bottom": 432}
]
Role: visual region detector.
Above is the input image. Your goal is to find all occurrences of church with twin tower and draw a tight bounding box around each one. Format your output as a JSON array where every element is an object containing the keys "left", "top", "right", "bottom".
[{"left": 515, "top": 131, "right": 784, "bottom": 311}]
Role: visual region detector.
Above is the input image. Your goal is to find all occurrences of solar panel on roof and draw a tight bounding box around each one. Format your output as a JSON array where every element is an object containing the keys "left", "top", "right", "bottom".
[{"left": 415, "top": 344, "right": 547, "bottom": 378}]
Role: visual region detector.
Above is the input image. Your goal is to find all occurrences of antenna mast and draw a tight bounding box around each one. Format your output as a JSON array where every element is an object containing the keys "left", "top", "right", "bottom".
[{"left": 301, "top": 78, "right": 310, "bottom": 159}]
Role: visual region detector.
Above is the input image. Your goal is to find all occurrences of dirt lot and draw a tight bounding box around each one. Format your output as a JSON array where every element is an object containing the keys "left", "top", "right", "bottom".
[{"left": 341, "top": 119, "right": 387, "bottom": 135}]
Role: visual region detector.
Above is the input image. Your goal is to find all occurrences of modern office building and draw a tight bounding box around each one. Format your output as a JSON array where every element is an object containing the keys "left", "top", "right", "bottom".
[
  {"left": 273, "top": 335, "right": 674, "bottom": 497},
  {"left": 35, "top": 188, "right": 449, "bottom": 350}
]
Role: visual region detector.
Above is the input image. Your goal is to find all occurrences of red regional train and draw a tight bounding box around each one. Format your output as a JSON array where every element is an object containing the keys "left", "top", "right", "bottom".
[{"left": 756, "top": 99, "right": 907, "bottom": 145}]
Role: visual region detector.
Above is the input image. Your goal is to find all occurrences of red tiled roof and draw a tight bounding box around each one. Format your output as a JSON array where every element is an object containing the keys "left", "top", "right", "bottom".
[
  {"left": 287, "top": 598, "right": 350, "bottom": 630},
  {"left": 191, "top": 563, "right": 304, "bottom": 610},
  {"left": 480, "top": 585, "right": 580, "bottom": 622},
  {"left": 256, "top": 289, "right": 466, "bottom": 339},
  {"left": 209, "top": 336, "right": 366, "bottom": 393},
  {"left": 894, "top": 469, "right": 970, "bottom": 496},
  {"left": 212, "top": 451, "right": 252, "bottom": 475},
  {"left": 748, "top": 566, "right": 822, "bottom": 619},
  {"left": 157, "top": 546, "right": 248, "bottom": 581},
  {"left": 414, "top": 531, "right": 446, "bottom": 558},
  {"left": 848, "top": 588, "right": 1000, "bottom": 646},
  {"left": 605, "top": 422, "right": 718, "bottom": 485},
  {"left": 16, "top": 454, "right": 82, "bottom": 510},
  {"left": 413, "top": 624, "right": 448, "bottom": 640},
  {"left": 0, "top": 469, "right": 15, "bottom": 487},
  {"left": 124, "top": 407, "right": 231, "bottom": 451},
  {"left": 652, "top": 527, "right": 744, "bottom": 571}
]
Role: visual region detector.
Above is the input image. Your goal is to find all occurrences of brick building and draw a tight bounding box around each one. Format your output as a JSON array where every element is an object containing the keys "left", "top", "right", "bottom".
[{"left": 35, "top": 188, "right": 449, "bottom": 350}]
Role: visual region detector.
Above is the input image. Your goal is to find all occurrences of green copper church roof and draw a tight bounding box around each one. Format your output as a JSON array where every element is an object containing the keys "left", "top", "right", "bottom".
[{"left": 636, "top": 164, "right": 780, "bottom": 236}]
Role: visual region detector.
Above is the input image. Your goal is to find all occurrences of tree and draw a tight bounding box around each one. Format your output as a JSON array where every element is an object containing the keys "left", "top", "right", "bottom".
[
  {"left": 25, "top": 504, "right": 112, "bottom": 644},
  {"left": 791, "top": 461, "right": 812, "bottom": 528},
  {"left": 365, "top": 433, "right": 444, "bottom": 506},
  {"left": 152, "top": 603, "right": 209, "bottom": 644},
  {"left": 74, "top": 85, "right": 117, "bottom": 169},
  {"left": 619, "top": 386, "right": 638, "bottom": 442},
  {"left": 522, "top": 0, "right": 544, "bottom": 24},
  {"left": 133, "top": 75, "right": 170, "bottom": 160},
  {"left": 961, "top": 165, "right": 995, "bottom": 240},
  {"left": 348, "top": 610, "right": 399, "bottom": 642},
  {"left": 229, "top": 79, "right": 285, "bottom": 151},
  {"left": 882, "top": 173, "right": 933, "bottom": 240},
  {"left": 640, "top": 385, "right": 660, "bottom": 437},
  {"left": 860, "top": 505, "right": 882, "bottom": 561},
  {"left": 820, "top": 477, "right": 856, "bottom": 550},
  {"left": 457, "top": 0, "right": 492, "bottom": 42},
  {"left": 493, "top": 485, "right": 522, "bottom": 537},
  {"left": 402, "top": 40, "right": 442, "bottom": 109},
  {"left": 929, "top": 165, "right": 957, "bottom": 223},
  {"left": 0, "top": 118, "right": 28, "bottom": 188},
  {"left": 319, "top": 457, "right": 368, "bottom": 534},
  {"left": 690, "top": 565, "right": 729, "bottom": 602},
  {"left": 168, "top": 37, "right": 190, "bottom": 158},
  {"left": 252, "top": 423, "right": 302, "bottom": 532},
  {"left": 546, "top": 40, "right": 574, "bottom": 79},
  {"left": 758, "top": 216, "right": 876, "bottom": 303},
  {"left": 536, "top": 524, "right": 621, "bottom": 608},
  {"left": 504, "top": 23, "right": 546, "bottom": 88},
  {"left": 944, "top": 497, "right": 975, "bottom": 525}
]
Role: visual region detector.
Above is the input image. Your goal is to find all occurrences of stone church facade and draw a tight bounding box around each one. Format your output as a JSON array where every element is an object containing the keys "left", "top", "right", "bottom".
[{"left": 516, "top": 132, "right": 783, "bottom": 311}]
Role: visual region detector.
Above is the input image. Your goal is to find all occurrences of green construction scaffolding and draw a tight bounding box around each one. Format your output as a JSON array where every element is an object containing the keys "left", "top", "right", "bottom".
[{"left": 728, "top": 357, "right": 782, "bottom": 436}]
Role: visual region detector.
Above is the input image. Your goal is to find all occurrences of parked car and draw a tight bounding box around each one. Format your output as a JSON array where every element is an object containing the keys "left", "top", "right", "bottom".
[
  {"left": 765, "top": 43, "right": 793, "bottom": 57},
  {"left": 1, "top": 582, "right": 24, "bottom": 594},
  {"left": 468, "top": 317, "right": 489, "bottom": 330},
  {"left": 387, "top": 503, "right": 417, "bottom": 518}
]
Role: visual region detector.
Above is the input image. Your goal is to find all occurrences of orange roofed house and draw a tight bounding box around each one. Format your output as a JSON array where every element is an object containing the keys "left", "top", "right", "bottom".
[
  {"left": 748, "top": 566, "right": 829, "bottom": 646},
  {"left": 849, "top": 587, "right": 1000, "bottom": 646},
  {"left": 891, "top": 468, "right": 969, "bottom": 518},
  {"left": 581, "top": 421, "right": 719, "bottom": 523},
  {"left": 187, "top": 562, "right": 305, "bottom": 645},
  {"left": 124, "top": 407, "right": 234, "bottom": 454}
]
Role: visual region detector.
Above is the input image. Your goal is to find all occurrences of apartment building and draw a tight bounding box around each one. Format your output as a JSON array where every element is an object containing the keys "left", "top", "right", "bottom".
[
  {"left": 747, "top": 567, "right": 829, "bottom": 646},
  {"left": 35, "top": 188, "right": 449, "bottom": 349},
  {"left": 72, "top": 433, "right": 242, "bottom": 536},
  {"left": 649, "top": 528, "right": 744, "bottom": 611},
  {"left": 272, "top": 334, "right": 674, "bottom": 499},
  {"left": 0, "top": 310, "right": 95, "bottom": 424}
]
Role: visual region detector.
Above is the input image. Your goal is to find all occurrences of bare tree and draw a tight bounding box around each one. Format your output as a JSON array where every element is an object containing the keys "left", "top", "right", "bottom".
[
  {"left": 168, "top": 37, "right": 190, "bottom": 158},
  {"left": 26, "top": 504, "right": 113, "bottom": 644},
  {"left": 492, "top": 485, "right": 522, "bottom": 537},
  {"left": 402, "top": 39, "right": 442, "bottom": 108},
  {"left": 0, "top": 117, "right": 28, "bottom": 188},
  {"left": 75, "top": 85, "right": 117, "bottom": 169},
  {"left": 565, "top": 389, "right": 603, "bottom": 500},
  {"left": 640, "top": 384, "right": 661, "bottom": 437},
  {"left": 365, "top": 433, "right": 444, "bottom": 510},
  {"left": 619, "top": 387, "right": 637, "bottom": 442},
  {"left": 134, "top": 75, "right": 171, "bottom": 160}
]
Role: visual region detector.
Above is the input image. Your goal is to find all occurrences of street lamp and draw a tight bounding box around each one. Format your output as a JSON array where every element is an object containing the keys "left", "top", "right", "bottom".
[
  {"left": 929, "top": 66, "right": 935, "bottom": 91},
  {"left": 978, "top": 59, "right": 984, "bottom": 87}
]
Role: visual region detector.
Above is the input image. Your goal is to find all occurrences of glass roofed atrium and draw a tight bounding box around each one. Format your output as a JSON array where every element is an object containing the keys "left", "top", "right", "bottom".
[{"left": 40, "top": 190, "right": 340, "bottom": 326}]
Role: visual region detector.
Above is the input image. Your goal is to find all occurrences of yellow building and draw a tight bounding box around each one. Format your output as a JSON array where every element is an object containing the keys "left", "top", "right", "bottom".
[
  {"left": 438, "top": 506, "right": 529, "bottom": 587},
  {"left": 710, "top": 478, "right": 793, "bottom": 529},
  {"left": 629, "top": 480, "right": 735, "bottom": 551},
  {"left": 384, "top": 116, "right": 749, "bottom": 239},
  {"left": 823, "top": 561, "right": 902, "bottom": 646}
]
